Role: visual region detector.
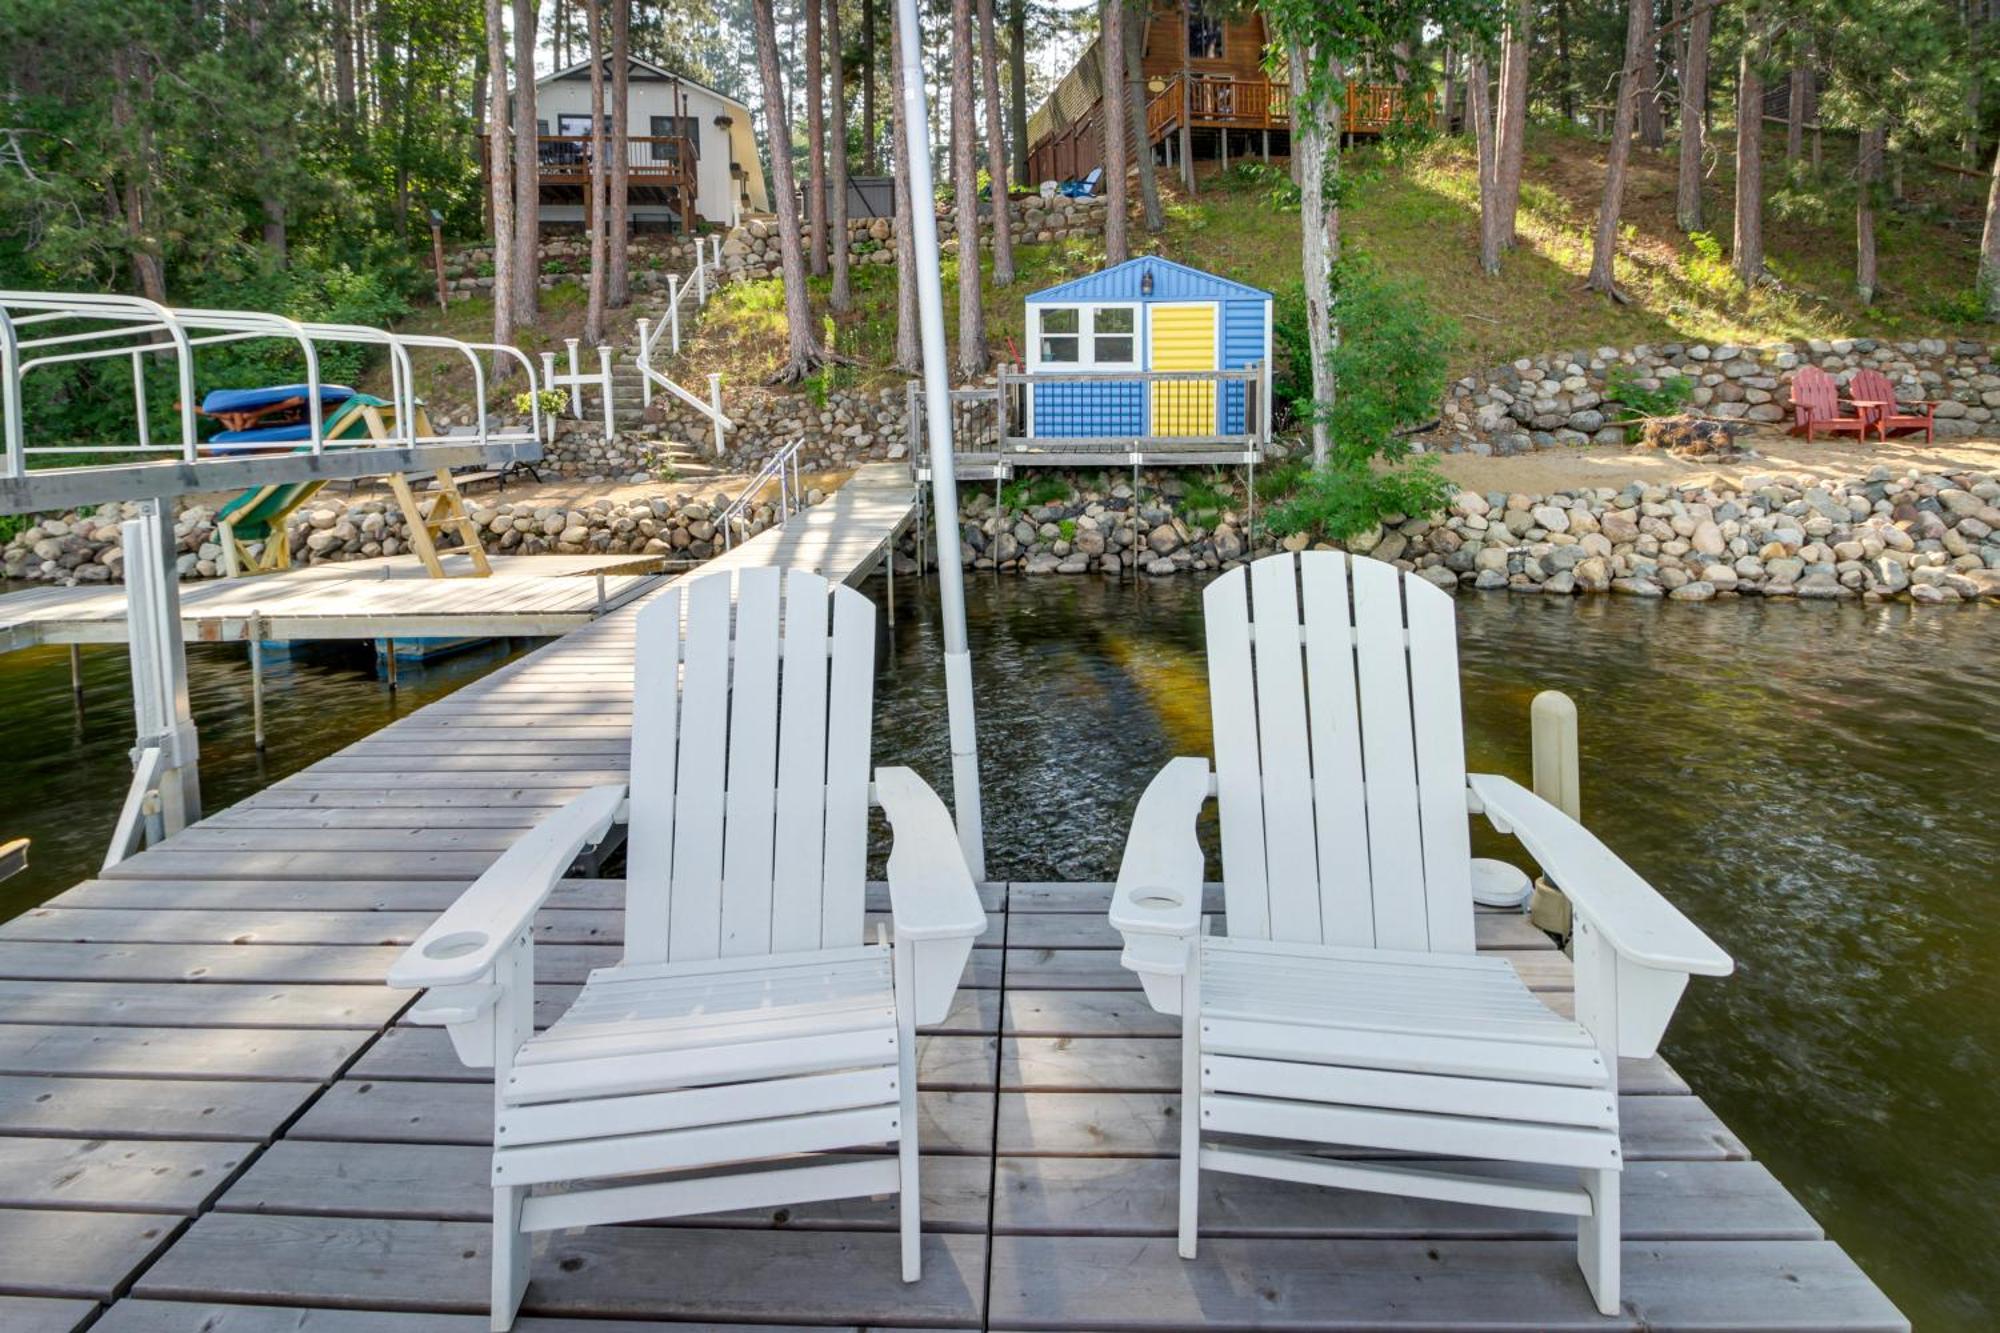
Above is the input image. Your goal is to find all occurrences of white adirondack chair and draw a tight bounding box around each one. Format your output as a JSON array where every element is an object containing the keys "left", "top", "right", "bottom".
[
  {"left": 1108, "top": 552, "right": 1732, "bottom": 1315},
  {"left": 388, "top": 567, "right": 985, "bottom": 1331}
]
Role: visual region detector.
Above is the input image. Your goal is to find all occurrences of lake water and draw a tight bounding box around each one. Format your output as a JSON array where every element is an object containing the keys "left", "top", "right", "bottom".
[{"left": 0, "top": 575, "right": 1990, "bottom": 1327}]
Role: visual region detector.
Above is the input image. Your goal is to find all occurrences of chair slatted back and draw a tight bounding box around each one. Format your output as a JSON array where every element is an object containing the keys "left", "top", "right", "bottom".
[
  {"left": 625, "top": 567, "right": 876, "bottom": 965},
  {"left": 1790, "top": 366, "right": 1841, "bottom": 423},
  {"left": 1206, "top": 552, "right": 1474, "bottom": 953},
  {"left": 1848, "top": 367, "right": 1897, "bottom": 411}
]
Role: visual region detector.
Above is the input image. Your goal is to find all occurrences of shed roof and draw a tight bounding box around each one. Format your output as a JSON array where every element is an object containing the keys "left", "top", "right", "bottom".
[{"left": 1026, "top": 257, "right": 1272, "bottom": 304}]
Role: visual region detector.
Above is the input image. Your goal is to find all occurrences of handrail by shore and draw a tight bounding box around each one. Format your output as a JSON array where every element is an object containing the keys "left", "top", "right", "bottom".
[
  {"left": 719, "top": 435, "right": 804, "bottom": 551},
  {"left": 635, "top": 236, "right": 734, "bottom": 455}
]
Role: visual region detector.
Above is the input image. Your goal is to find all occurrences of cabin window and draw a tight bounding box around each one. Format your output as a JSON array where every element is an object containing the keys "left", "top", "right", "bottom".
[
  {"left": 649, "top": 115, "right": 701, "bottom": 163},
  {"left": 1034, "top": 304, "right": 1140, "bottom": 369},
  {"left": 1093, "top": 306, "right": 1136, "bottom": 367},
  {"left": 1038, "top": 307, "right": 1080, "bottom": 364},
  {"left": 1187, "top": 11, "right": 1224, "bottom": 59},
  {"left": 557, "top": 114, "right": 613, "bottom": 136}
]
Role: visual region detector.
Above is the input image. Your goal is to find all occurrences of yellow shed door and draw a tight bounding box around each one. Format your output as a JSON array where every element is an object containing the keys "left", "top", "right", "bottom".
[{"left": 1149, "top": 304, "right": 1217, "bottom": 437}]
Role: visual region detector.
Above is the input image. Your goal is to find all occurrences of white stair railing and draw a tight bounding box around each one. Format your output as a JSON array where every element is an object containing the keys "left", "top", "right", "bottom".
[
  {"left": 719, "top": 436, "right": 805, "bottom": 551},
  {"left": 635, "top": 235, "right": 733, "bottom": 455},
  {"left": 539, "top": 338, "right": 615, "bottom": 443}
]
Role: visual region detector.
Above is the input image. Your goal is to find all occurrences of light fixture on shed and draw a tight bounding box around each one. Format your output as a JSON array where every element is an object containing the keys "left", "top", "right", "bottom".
[{"left": 1140, "top": 267, "right": 1154, "bottom": 296}]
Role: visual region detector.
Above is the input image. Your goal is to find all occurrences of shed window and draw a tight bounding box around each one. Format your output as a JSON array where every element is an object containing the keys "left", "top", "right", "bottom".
[
  {"left": 649, "top": 115, "right": 701, "bottom": 163},
  {"left": 1035, "top": 304, "right": 1143, "bottom": 369},
  {"left": 1187, "top": 10, "right": 1224, "bottom": 59}
]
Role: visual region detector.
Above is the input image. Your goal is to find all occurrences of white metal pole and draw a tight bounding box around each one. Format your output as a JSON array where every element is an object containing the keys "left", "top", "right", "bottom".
[
  {"left": 707, "top": 373, "right": 726, "bottom": 455},
  {"left": 597, "top": 344, "right": 615, "bottom": 439},
  {"left": 894, "top": 0, "right": 985, "bottom": 880},
  {"left": 124, "top": 500, "right": 201, "bottom": 833},
  {"left": 636, "top": 318, "right": 654, "bottom": 408}
]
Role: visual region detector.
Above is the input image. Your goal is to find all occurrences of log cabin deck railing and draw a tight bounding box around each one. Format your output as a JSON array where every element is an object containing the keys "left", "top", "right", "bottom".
[{"left": 479, "top": 135, "right": 695, "bottom": 184}]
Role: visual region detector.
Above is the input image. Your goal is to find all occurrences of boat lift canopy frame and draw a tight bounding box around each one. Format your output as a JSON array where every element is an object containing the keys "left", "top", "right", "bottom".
[{"left": 0, "top": 291, "right": 547, "bottom": 516}]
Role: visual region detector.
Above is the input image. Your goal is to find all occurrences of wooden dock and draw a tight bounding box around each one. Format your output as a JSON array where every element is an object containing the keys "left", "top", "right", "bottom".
[
  {"left": 0, "top": 463, "right": 1905, "bottom": 1331},
  {"left": 0, "top": 552, "right": 667, "bottom": 651}
]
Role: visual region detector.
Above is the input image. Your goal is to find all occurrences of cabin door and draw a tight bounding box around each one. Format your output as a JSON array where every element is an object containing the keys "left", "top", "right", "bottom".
[{"left": 1148, "top": 303, "right": 1217, "bottom": 437}]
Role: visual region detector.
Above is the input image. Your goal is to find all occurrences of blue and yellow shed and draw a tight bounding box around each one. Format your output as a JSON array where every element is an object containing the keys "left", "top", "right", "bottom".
[{"left": 1023, "top": 257, "right": 1272, "bottom": 442}]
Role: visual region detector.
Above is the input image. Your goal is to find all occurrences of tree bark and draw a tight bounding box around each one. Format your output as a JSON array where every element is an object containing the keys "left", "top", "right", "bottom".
[
  {"left": 1732, "top": 25, "right": 1765, "bottom": 288},
  {"left": 752, "top": 0, "right": 826, "bottom": 381},
  {"left": 1675, "top": 0, "right": 1709, "bottom": 231},
  {"left": 333, "top": 0, "right": 357, "bottom": 126},
  {"left": 511, "top": 0, "right": 540, "bottom": 324},
  {"left": 862, "top": 0, "right": 878, "bottom": 173},
  {"left": 1982, "top": 134, "right": 2000, "bottom": 321},
  {"left": 1099, "top": 0, "right": 1129, "bottom": 264},
  {"left": 609, "top": 0, "right": 630, "bottom": 308},
  {"left": 1855, "top": 124, "right": 1882, "bottom": 304},
  {"left": 584, "top": 0, "right": 608, "bottom": 348},
  {"left": 1180, "top": 1, "right": 1196, "bottom": 192},
  {"left": 1470, "top": 57, "right": 1502, "bottom": 275},
  {"left": 1495, "top": 0, "right": 1531, "bottom": 247},
  {"left": 1290, "top": 42, "right": 1338, "bottom": 468},
  {"left": 978, "top": 0, "right": 1017, "bottom": 282},
  {"left": 890, "top": 0, "right": 922, "bottom": 372},
  {"left": 1555, "top": 0, "right": 1575, "bottom": 122},
  {"left": 484, "top": 0, "right": 515, "bottom": 349},
  {"left": 1008, "top": 0, "right": 1029, "bottom": 185},
  {"left": 1786, "top": 66, "right": 1809, "bottom": 166},
  {"left": 828, "top": 0, "right": 854, "bottom": 312},
  {"left": 950, "top": 0, "right": 987, "bottom": 377},
  {"left": 1124, "top": 9, "right": 1163, "bottom": 232},
  {"left": 108, "top": 46, "right": 168, "bottom": 305},
  {"left": 806, "top": 0, "right": 828, "bottom": 276},
  {"left": 1587, "top": 0, "right": 1650, "bottom": 296},
  {"left": 1638, "top": 0, "right": 1665, "bottom": 149}
]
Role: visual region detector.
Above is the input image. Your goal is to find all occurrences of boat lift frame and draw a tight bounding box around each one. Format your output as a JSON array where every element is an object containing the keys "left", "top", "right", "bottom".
[{"left": 0, "top": 290, "right": 551, "bottom": 868}]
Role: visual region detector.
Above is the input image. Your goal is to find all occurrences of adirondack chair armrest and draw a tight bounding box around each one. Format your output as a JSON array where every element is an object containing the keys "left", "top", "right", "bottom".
[
  {"left": 387, "top": 783, "right": 628, "bottom": 992},
  {"left": 1467, "top": 773, "right": 1732, "bottom": 1059},
  {"left": 875, "top": 766, "right": 985, "bottom": 1026},
  {"left": 1110, "top": 757, "right": 1212, "bottom": 1014}
]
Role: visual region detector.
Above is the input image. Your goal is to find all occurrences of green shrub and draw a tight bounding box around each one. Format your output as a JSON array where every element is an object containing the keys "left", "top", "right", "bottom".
[
  {"left": 1263, "top": 457, "right": 1453, "bottom": 543},
  {"left": 1057, "top": 517, "right": 1077, "bottom": 543},
  {"left": 1177, "top": 471, "right": 1233, "bottom": 522},
  {"left": 1001, "top": 474, "right": 1070, "bottom": 509},
  {"left": 1603, "top": 365, "right": 1693, "bottom": 439}
]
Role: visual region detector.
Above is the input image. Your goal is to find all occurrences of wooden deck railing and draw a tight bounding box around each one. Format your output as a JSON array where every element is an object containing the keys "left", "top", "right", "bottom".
[{"left": 479, "top": 135, "right": 695, "bottom": 184}]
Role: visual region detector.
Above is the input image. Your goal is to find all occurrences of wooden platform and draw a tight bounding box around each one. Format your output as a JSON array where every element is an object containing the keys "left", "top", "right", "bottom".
[
  {"left": 0, "top": 552, "right": 667, "bottom": 651},
  {"left": 0, "top": 464, "right": 1904, "bottom": 1330}
]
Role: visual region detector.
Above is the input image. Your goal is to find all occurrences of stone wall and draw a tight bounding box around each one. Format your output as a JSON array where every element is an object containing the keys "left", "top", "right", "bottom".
[
  {"left": 721, "top": 195, "right": 1110, "bottom": 280},
  {"left": 1432, "top": 338, "right": 2000, "bottom": 455},
  {"left": 1, "top": 486, "right": 815, "bottom": 584},
  {"left": 440, "top": 235, "right": 708, "bottom": 302}
]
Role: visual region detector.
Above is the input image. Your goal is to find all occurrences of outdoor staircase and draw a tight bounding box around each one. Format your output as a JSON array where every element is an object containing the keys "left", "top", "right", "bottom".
[{"left": 615, "top": 304, "right": 725, "bottom": 485}]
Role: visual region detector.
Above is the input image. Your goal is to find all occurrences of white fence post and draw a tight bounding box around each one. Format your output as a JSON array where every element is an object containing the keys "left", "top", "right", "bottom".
[
  {"left": 636, "top": 319, "right": 654, "bottom": 408},
  {"left": 564, "top": 339, "right": 584, "bottom": 418},
  {"left": 598, "top": 344, "right": 615, "bottom": 439},
  {"left": 708, "top": 373, "right": 726, "bottom": 455},
  {"left": 696, "top": 254, "right": 708, "bottom": 304},
  {"left": 669, "top": 277, "right": 682, "bottom": 352},
  {"left": 540, "top": 351, "right": 559, "bottom": 442}
]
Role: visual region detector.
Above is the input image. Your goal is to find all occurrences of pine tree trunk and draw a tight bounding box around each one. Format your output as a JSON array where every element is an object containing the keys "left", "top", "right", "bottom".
[
  {"left": 1124, "top": 13, "right": 1163, "bottom": 232},
  {"left": 1786, "top": 67, "right": 1808, "bottom": 166},
  {"left": 484, "top": 0, "right": 516, "bottom": 349},
  {"left": 333, "top": 0, "right": 357, "bottom": 126},
  {"left": 584, "top": 0, "right": 608, "bottom": 348},
  {"left": 1179, "top": 1, "right": 1196, "bottom": 193},
  {"left": 511, "top": 0, "right": 541, "bottom": 324},
  {"left": 1981, "top": 135, "right": 2000, "bottom": 320},
  {"left": 1470, "top": 58, "right": 1502, "bottom": 275},
  {"left": 950, "top": 0, "right": 987, "bottom": 377},
  {"left": 1675, "top": 0, "right": 1709, "bottom": 231},
  {"left": 752, "top": 0, "right": 826, "bottom": 381},
  {"left": 890, "top": 0, "right": 922, "bottom": 373},
  {"left": 1495, "top": 0, "right": 1531, "bottom": 247},
  {"left": 1855, "top": 125, "right": 1882, "bottom": 305},
  {"left": 609, "top": 0, "right": 630, "bottom": 308},
  {"left": 1638, "top": 0, "right": 1665, "bottom": 149},
  {"left": 978, "top": 0, "right": 1017, "bottom": 282},
  {"left": 806, "top": 0, "right": 827, "bottom": 277},
  {"left": 1099, "top": 0, "right": 1129, "bottom": 264},
  {"left": 862, "top": 0, "right": 878, "bottom": 173},
  {"left": 1290, "top": 42, "right": 1336, "bottom": 468},
  {"left": 1555, "top": 0, "right": 1575, "bottom": 122},
  {"left": 828, "top": 0, "right": 854, "bottom": 312},
  {"left": 1732, "top": 29, "right": 1764, "bottom": 288},
  {"left": 1587, "top": 0, "right": 1649, "bottom": 296},
  {"left": 1008, "top": 0, "right": 1029, "bottom": 184}
]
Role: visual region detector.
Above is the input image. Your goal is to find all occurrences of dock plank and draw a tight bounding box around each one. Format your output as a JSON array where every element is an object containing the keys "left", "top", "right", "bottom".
[
  {"left": 0, "top": 980, "right": 404, "bottom": 1029},
  {"left": 96, "top": 1303, "right": 933, "bottom": 1333},
  {"left": 0, "top": 1136, "right": 246, "bottom": 1212},
  {"left": 0, "top": 1025, "right": 362, "bottom": 1080},
  {"left": 0, "top": 1075, "right": 318, "bottom": 1141},
  {"left": 0, "top": 1208, "right": 177, "bottom": 1299}
]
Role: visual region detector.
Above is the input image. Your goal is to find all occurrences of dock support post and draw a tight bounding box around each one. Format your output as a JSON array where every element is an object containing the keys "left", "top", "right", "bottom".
[
  {"left": 384, "top": 639, "right": 399, "bottom": 692},
  {"left": 896, "top": 0, "right": 986, "bottom": 881},
  {"left": 121, "top": 499, "right": 201, "bottom": 839},
  {"left": 249, "top": 613, "right": 266, "bottom": 751},
  {"left": 886, "top": 550, "right": 895, "bottom": 626},
  {"left": 68, "top": 644, "right": 83, "bottom": 702}
]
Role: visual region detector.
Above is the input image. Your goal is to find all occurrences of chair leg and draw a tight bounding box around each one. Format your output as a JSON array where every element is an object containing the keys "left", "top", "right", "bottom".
[
  {"left": 897, "top": 1055, "right": 922, "bottom": 1281},
  {"left": 1578, "top": 1167, "right": 1621, "bottom": 1317},
  {"left": 492, "top": 1184, "right": 530, "bottom": 1331},
  {"left": 1177, "top": 966, "right": 1202, "bottom": 1260}
]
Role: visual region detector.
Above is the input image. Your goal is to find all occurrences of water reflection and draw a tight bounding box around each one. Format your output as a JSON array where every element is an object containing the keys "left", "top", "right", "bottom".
[{"left": 874, "top": 574, "right": 1996, "bottom": 1331}]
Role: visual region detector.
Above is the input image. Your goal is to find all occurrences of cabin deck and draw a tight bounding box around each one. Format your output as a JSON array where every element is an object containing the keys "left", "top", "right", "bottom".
[{"left": 0, "top": 465, "right": 1905, "bottom": 1331}]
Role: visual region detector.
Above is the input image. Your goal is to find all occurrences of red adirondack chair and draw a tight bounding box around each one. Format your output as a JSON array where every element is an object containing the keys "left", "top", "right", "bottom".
[
  {"left": 1787, "top": 366, "right": 1872, "bottom": 442},
  {"left": 1848, "top": 368, "right": 1938, "bottom": 443}
]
